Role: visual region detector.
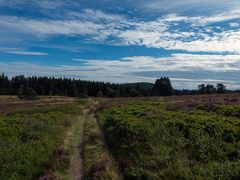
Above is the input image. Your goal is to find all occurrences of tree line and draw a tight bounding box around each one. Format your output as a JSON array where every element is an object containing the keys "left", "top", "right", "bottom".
[
  {"left": 0, "top": 74, "right": 153, "bottom": 98},
  {"left": 0, "top": 74, "right": 237, "bottom": 99},
  {"left": 174, "top": 83, "right": 235, "bottom": 95}
]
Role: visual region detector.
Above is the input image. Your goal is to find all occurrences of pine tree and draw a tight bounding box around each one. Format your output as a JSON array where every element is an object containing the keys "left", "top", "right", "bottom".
[{"left": 151, "top": 77, "right": 173, "bottom": 96}]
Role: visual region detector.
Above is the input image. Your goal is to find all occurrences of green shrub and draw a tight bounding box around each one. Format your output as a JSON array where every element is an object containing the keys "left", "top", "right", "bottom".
[{"left": 17, "top": 87, "right": 39, "bottom": 100}]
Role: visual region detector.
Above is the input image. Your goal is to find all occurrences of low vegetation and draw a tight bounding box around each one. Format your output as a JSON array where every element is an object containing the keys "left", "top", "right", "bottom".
[
  {"left": 17, "top": 86, "right": 39, "bottom": 100},
  {"left": 98, "top": 98, "right": 240, "bottom": 179},
  {"left": 0, "top": 103, "right": 86, "bottom": 179}
]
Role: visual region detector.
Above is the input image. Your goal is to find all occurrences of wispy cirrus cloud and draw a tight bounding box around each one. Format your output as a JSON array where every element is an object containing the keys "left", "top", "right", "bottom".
[
  {"left": 195, "top": 9, "right": 240, "bottom": 25},
  {"left": 0, "top": 16, "right": 103, "bottom": 37},
  {"left": 0, "top": 47, "right": 48, "bottom": 56},
  {"left": 229, "top": 22, "right": 240, "bottom": 28},
  {"left": 139, "top": 0, "right": 240, "bottom": 14},
  {"left": 6, "top": 51, "right": 48, "bottom": 56},
  {"left": 81, "top": 54, "right": 240, "bottom": 73},
  {"left": 0, "top": 0, "right": 75, "bottom": 10}
]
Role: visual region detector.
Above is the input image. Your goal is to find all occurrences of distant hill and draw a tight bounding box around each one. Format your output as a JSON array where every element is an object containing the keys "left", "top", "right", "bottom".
[{"left": 121, "top": 82, "right": 154, "bottom": 91}]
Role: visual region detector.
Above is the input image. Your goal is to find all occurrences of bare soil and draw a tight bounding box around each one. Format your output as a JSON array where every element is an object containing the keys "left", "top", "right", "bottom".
[{"left": 69, "top": 112, "right": 86, "bottom": 180}]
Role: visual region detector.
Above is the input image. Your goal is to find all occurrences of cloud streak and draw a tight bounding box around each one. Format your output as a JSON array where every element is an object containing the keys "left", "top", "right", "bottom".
[
  {"left": 5, "top": 51, "right": 48, "bottom": 56},
  {"left": 139, "top": 0, "right": 240, "bottom": 14}
]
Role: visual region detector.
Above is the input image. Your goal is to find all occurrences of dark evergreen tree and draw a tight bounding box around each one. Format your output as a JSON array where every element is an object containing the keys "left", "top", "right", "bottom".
[
  {"left": 23, "top": 87, "right": 39, "bottom": 100},
  {"left": 205, "top": 84, "right": 215, "bottom": 94},
  {"left": 151, "top": 77, "right": 173, "bottom": 96},
  {"left": 17, "top": 86, "right": 38, "bottom": 100},
  {"left": 197, "top": 83, "right": 223, "bottom": 94},
  {"left": 198, "top": 84, "right": 206, "bottom": 94},
  {"left": 68, "top": 81, "right": 78, "bottom": 97},
  {"left": 216, "top": 83, "right": 226, "bottom": 94},
  {"left": 106, "top": 87, "right": 119, "bottom": 98},
  {"left": 97, "top": 91, "right": 103, "bottom": 97},
  {"left": 130, "top": 89, "right": 141, "bottom": 97},
  {"left": 17, "top": 85, "right": 25, "bottom": 99},
  {"left": 0, "top": 74, "right": 12, "bottom": 95},
  {"left": 79, "top": 88, "right": 89, "bottom": 98}
]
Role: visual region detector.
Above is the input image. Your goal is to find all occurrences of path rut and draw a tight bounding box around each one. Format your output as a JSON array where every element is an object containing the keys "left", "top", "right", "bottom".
[{"left": 69, "top": 108, "right": 89, "bottom": 180}]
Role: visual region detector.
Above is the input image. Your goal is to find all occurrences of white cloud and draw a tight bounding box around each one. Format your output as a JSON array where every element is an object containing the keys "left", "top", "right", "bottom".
[
  {"left": 0, "top": 47, "right": 48, "bottom": 56},
  {"left": 6, "top": 51, "right": 48, "bottom": 56},
  {"left": 0, "top": 16, "right": 104, "bottom": 37},
  {"left": 117, "top": 28, "right": 240, "bottom": 53},
  {"left": 68, "top": 9, "right": 125, "bottom": 22},
  {"left": 166, "top": 30, "right": 240, "bottom": 53},
  {"left": 229, "top": 22, "right": 240, "bottom": 28},
  {"left": 191, "top": 9, "right": 240, "bottom": 25},
  {"left": 140, "top": 0, "right": 240, "bottom": 13},
  {"left": 115, "top": 10, "right": 240, "bottom": 53},
  {"left": 0, "top": 0, "right": 72, "bottom": 10},
  {"left": 72, "top": 58, "right": 87, "bottom": 62}
]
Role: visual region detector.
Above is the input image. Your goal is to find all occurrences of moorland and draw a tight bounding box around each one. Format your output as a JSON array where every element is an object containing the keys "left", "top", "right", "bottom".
[{"left": 0, "top": 93, "right": 239, "bottom": 179}]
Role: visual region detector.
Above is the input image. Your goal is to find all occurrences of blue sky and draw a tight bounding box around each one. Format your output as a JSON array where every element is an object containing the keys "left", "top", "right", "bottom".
[{"left": 0, "top": 0, "right": 240, "bottom": 89}]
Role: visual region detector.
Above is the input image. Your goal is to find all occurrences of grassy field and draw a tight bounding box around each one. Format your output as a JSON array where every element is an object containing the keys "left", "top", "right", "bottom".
[
  {"left": 98, "top": 94, "right": 240, "bottom": 179},
  {"left": 0, "top": 96, "right": 88, "bottom": 179}
]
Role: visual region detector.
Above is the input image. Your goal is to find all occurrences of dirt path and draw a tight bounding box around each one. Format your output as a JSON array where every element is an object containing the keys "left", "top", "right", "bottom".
[
  {"left": 69, "top": 108, "right": 89, "bottom": 180},
  {"left": 69, "top": 101, "right": 98, "bottom": 180}
]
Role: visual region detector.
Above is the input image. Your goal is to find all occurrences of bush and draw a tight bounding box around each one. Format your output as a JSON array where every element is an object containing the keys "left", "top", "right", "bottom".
[
  {"left": 79, "top": 92, "right": 89, "bottom": 99},
  {"left": 106, "top": 87, "right": 119, "bottom": 98},
  {"left": 18, "top": 87, "right": 39, "bottom": 100},
  {"left": 97, "top": 91, "right": 103, "bottom": 97}
]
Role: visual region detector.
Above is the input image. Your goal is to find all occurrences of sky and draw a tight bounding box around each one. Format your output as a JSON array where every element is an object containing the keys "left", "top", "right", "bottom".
[{"left": 0, "top": 0, "right": 240, "bottom": 89}]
